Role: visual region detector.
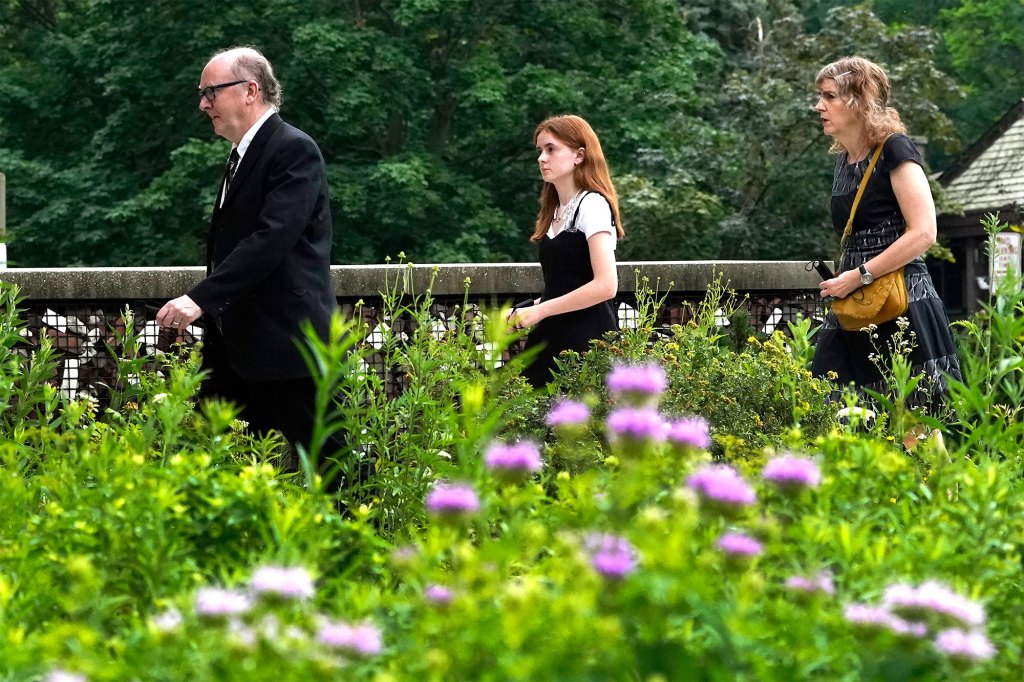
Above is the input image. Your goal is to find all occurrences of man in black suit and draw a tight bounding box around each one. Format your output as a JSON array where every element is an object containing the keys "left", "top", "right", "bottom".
[{"left": 157, "top": 46, "right": 337, "bottom": 462}]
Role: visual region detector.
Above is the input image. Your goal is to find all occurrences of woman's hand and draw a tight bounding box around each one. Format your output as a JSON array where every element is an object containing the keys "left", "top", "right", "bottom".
[
  {"left": 819, "top": 269, "right": 862, "bottom": 299},
  {"left": 508, "top": 303, "right": 547, "bottom": 331}
]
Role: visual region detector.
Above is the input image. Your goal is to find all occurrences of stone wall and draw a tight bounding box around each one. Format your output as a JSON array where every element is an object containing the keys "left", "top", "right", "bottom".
[{"left": 0, "top": 262, "right": 828, "bottom": 401}]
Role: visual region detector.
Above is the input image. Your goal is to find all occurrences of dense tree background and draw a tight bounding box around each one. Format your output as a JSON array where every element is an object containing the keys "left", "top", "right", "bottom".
[{"left": 0, "top": 0, "right": 1020, "bottom": 267}]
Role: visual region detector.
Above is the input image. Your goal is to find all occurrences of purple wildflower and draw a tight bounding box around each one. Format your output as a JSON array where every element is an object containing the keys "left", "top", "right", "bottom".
[
  {"left": 882, "top": 580, "right": 985, "bottom": 628},
  {"left": 249, "top": 565, "right": 315, "bottom": 600},
  {"left": 666, "top": 417, "right": 711, "bottom": 450},
  {"left": 484, "top": 441, "right": 543, "bottom": 481},
  {"left": 934, "top": 629, "right": 996, "bottom": 664},
  {"left": 424, "top": 584, "right": 455, "bottom": 605},
  {"left": 426, "top": 482, "right": 480, "bottom": 517},
  {"left": 762, "top": 454, "right": 822, "bottom": 490},
  {"left": 317, "top": 621, "right": 383, "bottom": 657},
  {"left": 887, "top": 617, "right": 930, "bottom": 639},
  {"left": 716, "top": 532, "right": 763, "bottom": 557},
  {"left": 843, "top": 603, "right": 928, "bottom": 639},
  {"left": 546, "top": 399, "right": 590, "bottom": 428},
  {"left": 606, "top": 407, "right": 667, "bottom": 443},
  {"left": 195, "top": 587, "right": 252, "bottom": 618},
  {"left": 686, "top": 464, "right": 757, "bottom": 509},
  {"left": 606, "top": 363, "right": 667, "bottom": 403},
  {"left": 844, "top": 603, "right": 893, "bottom": 629},
  {"left": 584, "top": 533, "right": 638, "bottom": 579},
  {"left": 784, "top": 571, "right": 835, "bottom": 596},
  {"left": 390, "top": 545, "right": 418, "bottom": 568}
]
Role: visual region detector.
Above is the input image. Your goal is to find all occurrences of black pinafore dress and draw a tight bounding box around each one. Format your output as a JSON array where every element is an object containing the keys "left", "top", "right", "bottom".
[{"left": 521, "top": 192, "right": 618, "bottom": 388}]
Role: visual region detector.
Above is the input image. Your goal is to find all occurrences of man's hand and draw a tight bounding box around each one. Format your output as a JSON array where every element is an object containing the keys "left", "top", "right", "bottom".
[{"left": 157, "top": 295, "right": 204, "bottom": 330}]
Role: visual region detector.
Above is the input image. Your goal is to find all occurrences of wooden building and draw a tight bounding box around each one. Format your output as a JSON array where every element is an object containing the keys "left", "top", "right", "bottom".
[{"left": 932, "top": 99, "right": 1024, "bottom": 315}]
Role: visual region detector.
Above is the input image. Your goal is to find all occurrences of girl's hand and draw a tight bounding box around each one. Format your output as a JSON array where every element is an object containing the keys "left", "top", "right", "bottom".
[
  {"left": 505, "top": 307, "right": 521, "bottom": 333},
  {"left": 509, "top": 304, "right": 546, "bottom": 330}
]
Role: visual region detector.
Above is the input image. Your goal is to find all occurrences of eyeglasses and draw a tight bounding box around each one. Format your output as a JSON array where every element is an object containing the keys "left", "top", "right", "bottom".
[{"left": 197, "top": 80, "right": 249, "bottom": 103}]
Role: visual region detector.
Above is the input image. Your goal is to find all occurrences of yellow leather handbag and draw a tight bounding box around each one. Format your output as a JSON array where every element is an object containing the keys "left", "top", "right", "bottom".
[
  {"left": 830, "top": 141, "right": 909, "bottom": 331},
  {"left": 832, "top": 269, "right": 908, "bottom": 331}
]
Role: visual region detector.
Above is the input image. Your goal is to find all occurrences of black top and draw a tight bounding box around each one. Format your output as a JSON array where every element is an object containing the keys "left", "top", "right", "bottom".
[
  {"left": 830, "top": 134, "right": 922, "bottom": 235},
  {"left": 521, "top": 191, "right": 618, "bottom": 387}
]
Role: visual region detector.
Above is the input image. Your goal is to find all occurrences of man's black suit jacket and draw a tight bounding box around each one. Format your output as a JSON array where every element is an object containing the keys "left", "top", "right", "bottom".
[{"left": 188, "top": 113, "right": 336, "bottom": 382}]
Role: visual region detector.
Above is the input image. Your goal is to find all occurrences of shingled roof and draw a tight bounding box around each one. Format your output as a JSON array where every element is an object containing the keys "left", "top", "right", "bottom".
[{"left": 940, "top": 99, "right": 1024, "bottom": 215}]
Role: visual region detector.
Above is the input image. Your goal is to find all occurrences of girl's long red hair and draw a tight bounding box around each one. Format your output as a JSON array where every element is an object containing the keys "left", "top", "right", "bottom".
[{"left": 531, "top": 115, "right": 623, "bottom": 242}]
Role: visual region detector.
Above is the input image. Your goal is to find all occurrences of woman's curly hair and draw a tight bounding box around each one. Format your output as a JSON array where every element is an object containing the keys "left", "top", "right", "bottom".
[{"left": 816, "top": 56, "right": 906, "bottom": 152}]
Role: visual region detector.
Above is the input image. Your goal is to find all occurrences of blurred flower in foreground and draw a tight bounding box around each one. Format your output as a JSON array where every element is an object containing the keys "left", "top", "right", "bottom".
[
  {"left": 44, "top": 671, "right": 86, "bottom": 682},
  {"left": 151, "top": 607, "right": 184, "bottom": 633},
  {"left": 606, "top": 363, "right": 667, "bottom": 405},
  {"left": 785, "top": 571, "right": 835, "bottom": 597},
  {"left": 934, "top": 628, "right": 995, "bottom": 665},
  {"left": 606, "top": 407, "right": 667, "bottom": 445},
  {"left": 716, "top": 532, "right": 763, "bottom": 558},
  {"left": 546, "top": 399, "right": 590, "bottom": 436},
  {"left": 686, "top": 464, "right": 756, "bottom": 512},
  {"left": 426, "top": 482, "right": 480, "bottom": 518},
  {"left": 843, "top": 603, "right": 928, "bottom": 639},
  {"left": 317, "top": 620, "right": 383, "bottom": 657},
  {"left": 666, "top": 416, "right": 711, "bottom": 451},
  {"left": 762, "top": 454, "right": 822, "bottom": 491},
  {"left": 584, "top": 533, "right": 638, "bottom": 580},
  {"left": 227, "top": 617, "right": 258, "bottom": 649},
  {"left": 195, "top": 587, "right": 252, "bottom": 618},
  {"left": 390, "top": 545, "right": 418, "bottom": 571},
  {"left": 484, "top": 440, "right": 543, "bottom": 482},
  {"left": 424, "top": 584, "right": 455, "bottom": 606},
  {"left": 249, "top": 565, "right": 316, "bottom": 601},
  {"left": 882, "top": 580, "right": 985, "bottom": 629},
  {"left": 257, "top": 614, "right": 281, "bottom": 641}
]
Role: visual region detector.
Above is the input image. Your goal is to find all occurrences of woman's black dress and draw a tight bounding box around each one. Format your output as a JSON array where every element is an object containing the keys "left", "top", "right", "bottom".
[
  {"left": 521, "top": 193, "right": 618, "bottom": 388},
  {"left": 811, "top": 135, "right": 962, "bottom": 412}
]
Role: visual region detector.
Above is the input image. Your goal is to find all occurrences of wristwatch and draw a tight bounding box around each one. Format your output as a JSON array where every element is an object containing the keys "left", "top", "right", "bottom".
[{"left": 858, "top": 264, "right": 874, "bottom": 286}]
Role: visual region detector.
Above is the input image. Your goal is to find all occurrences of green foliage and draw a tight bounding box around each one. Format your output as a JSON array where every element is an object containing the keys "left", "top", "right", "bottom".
[
  {"left": 805, "top": 0, "right": 1023, "bottom": 164},
  {"left": 5, "top": 245, "right": 1024, "bottom": 678},
  {"left": 948, "top": 214, "right": 1024, "bottom": 459},
  {"left": 551, "top": 274, "right": 836, "bottom": 462},
  {"left": 939, "top": 0, "right": 1024, "bottom": 144},
  {"left": 3, "top": 1, "right": 1008, "bottom": 267},
  {"left": 290, "top": 259, "right": 541, "bottom": 536},
  {"left": 0, "top": 282, "right": 374, "bottom": 676},
  {"left": 0, "top": 284, "right": 63, "bottom": 445},
  {"left": 699, "top": 2, "right": 962, "bottom": 261}
]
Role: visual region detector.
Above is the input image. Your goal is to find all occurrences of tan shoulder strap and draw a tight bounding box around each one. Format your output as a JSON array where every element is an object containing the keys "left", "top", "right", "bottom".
[{"left": 840, "top": 142, "right": 886, "bottom": 246}]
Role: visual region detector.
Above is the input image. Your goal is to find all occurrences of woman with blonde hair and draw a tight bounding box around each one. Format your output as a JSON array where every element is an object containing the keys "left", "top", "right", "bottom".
[
  {"left": 811, "top": 56, "right": 961, "bottom": 412},
  {"left": 510, "top": 114, "right": 624, "bottom": 388}
]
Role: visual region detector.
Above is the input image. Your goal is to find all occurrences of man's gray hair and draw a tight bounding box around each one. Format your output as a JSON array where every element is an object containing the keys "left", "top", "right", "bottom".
[{"left": 213, "top": 46, "right": 283, "bottom": 110}]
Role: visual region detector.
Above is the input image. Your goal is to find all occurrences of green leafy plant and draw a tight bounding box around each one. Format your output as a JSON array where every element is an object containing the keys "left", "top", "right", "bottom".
[
  {"left": 947, "top": 214, "right": 1024, "bottom": 458},
  {"left": 1, "top": 251, "right": 1024, "bottom": 681}
]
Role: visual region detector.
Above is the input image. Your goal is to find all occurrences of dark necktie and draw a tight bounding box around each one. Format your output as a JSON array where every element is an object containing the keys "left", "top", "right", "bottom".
[{"left": 224, "top": 148, "right": 240, "bottom": 191}]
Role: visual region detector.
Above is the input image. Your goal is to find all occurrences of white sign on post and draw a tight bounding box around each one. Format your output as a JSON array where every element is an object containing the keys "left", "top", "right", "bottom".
[
  {"left": 0, "top": 172, "right": 6, "bottom": 269},
  {"left": 991, "top": 231, "right": 1022, "bottom": 293}
]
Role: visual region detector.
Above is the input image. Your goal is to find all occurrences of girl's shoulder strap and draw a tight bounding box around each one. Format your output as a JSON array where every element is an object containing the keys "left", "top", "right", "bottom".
[{"left": 570, "top": 190, "right": 616, "bottom": 231}]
